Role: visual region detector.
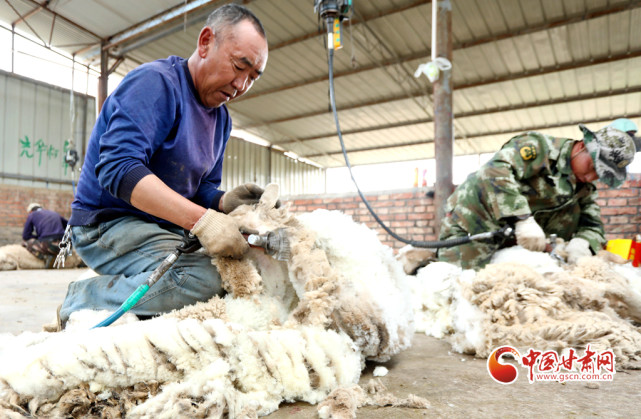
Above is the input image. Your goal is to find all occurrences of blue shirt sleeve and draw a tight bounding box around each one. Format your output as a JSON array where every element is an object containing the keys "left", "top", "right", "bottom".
[
  {"left": 94, "top": 68, "right": 178, "bottom": 202},
  {"left": 22, "top": 214, "right": 35, "bottom": 241}
]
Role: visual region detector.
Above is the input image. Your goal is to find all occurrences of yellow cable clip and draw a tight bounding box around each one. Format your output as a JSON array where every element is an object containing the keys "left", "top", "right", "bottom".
[{"left": 333, "top": 18, "right": 343, "bottom": 50}]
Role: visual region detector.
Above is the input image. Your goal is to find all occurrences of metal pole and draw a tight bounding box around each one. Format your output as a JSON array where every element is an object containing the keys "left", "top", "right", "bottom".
[
  {"left": 11, "top": 24, "right": 15, "bottom": 73},
  {"left": 0, "top": 172, "right": 73, "bottom": 185},
  {"left": 267, "top": 145, "right": 273, "bottom": 185},
  {"left": 433, "top": 0, "right": 453, "bottom": 236},
  {"left": 70, "top": 54, "right": 76, "bottom": 146},
  {"left": 98, "top": 40, "right": 109, "bottom": 112}
]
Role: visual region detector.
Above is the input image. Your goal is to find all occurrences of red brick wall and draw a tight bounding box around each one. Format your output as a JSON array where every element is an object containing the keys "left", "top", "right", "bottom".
[
  {"left": 1, "top": 174, "right": 639, "bottom": 251},
  {"left": 284, "top": 173, "right": 641, "bottom": 252},
  {"left": 0, "top": 184, "right": 73, "bottom": 227},
  {"left": 286, "top": 191, "right": 438, "bottom": 250},
  {"left": 596, "top": 175, "right": 641, "bottom": 239}
]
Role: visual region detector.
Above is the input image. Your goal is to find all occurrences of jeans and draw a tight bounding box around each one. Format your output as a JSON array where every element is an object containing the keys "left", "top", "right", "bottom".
[{"left": 59, "top": 216, "right": 223, "bottom": 323}]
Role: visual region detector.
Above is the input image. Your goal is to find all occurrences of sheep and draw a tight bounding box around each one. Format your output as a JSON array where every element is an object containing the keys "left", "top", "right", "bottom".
[
  {"left": 413, "top": 246, "right": 641, "bottom": 369},
  {"left": 0, "top": 184, "right": 421, "bottom": 417},
  {"left": 217, "top": 184, "right": 415, "bottom": 361},
  {"left": 0, "top": 244, "right": 83, "bottom": 271}
]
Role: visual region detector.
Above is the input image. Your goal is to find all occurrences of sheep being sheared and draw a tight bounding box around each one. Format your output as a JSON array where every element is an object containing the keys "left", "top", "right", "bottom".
[
  {"left": 0, "top": 184, "right": 419, "bottom": 418},
  {"left": 213, "top": 184, "right": 414, "bottom": 361},
  {"left": 412, "top": 246, "right": 641, "bottom": 369},
  {"left": 0, "top": 244, "right": 83, "bottom": 270}
]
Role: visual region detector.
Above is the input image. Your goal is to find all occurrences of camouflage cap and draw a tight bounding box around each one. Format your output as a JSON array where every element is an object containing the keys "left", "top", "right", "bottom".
[
  {"left": 579, "top": 124, "right": 636, "bottom": 188},
  {"left": 608, "top": 118, "right": 641, "bottom": 152}
]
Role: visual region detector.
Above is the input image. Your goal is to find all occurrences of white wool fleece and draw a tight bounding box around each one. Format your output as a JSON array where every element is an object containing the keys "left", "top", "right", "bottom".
[
  {"left": 491, "top": 246, "right": 563, "bottom": 275},
  {"left": 0, "top": 317, "right": 361, "bottom": 417},
  {"left": 411, "top": 262, "right": 463, "bottom": 338},
  {"left": 412, "top": 261, "right": 487, "bottom": 353},
  {"left": 297, "top": 209, "right": 415, "bottom": 360},
  {"left": 0, "top": 188, "right": 419, "bottom": 417},
  {"left": 412, "top": 255, "right": 641, "bottom": 367}
]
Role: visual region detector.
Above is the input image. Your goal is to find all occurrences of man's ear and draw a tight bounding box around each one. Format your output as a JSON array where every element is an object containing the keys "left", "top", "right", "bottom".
[
  {"left": 571, "top": 140, "right": 587, "bottom": 160},
  {"left": 197, "top": 26, "right": 214, "bottom": 58}
]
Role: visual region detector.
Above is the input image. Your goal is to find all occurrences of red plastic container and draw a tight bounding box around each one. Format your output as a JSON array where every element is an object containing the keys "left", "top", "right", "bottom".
[{"left": 632, "top": 237, "right": 641, "bottom": 267}]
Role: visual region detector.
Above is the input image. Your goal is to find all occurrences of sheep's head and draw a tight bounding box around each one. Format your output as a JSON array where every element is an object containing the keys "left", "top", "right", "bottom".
[
  {"left": 229, "top": 183, "right": 292, "bottom": 235},
  {"left": 0, "top": 250, "right": 18, "bottom": 270}
]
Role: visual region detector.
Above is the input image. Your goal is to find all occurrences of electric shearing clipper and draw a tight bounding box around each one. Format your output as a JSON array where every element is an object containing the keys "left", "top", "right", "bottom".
[{"left": 244, "top": 228, "right": 291, "bottom": 261}]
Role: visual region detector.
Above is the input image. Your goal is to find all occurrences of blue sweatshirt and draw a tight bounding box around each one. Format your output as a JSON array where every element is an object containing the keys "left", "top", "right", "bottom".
[
  {"left": 70, "top": 56, "right": 231, "bottom": 226},
  {"left": 23, "top": 209, "right": 68, "bottom": 241}
]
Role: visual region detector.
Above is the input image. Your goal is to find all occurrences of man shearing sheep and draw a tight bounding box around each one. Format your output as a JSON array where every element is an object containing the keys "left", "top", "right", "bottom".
[
  {"left": 438, "top": 120, "right": 637, "bottom": 270},
  {"left": 58, "top": 4, "right": 272, "bottom": 327}
]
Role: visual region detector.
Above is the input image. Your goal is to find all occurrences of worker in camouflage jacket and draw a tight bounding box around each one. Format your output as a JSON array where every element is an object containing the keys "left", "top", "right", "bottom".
[{"left": 438, "top": 120, "right": 638, "bottom": 269}]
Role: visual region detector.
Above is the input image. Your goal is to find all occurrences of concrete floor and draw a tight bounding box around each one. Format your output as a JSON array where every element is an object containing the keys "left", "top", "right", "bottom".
[
  {"left": 1, "top": 269, "right": 640, "bottom": 418},
  {"left": 0, "top": 268, "right": 89, "bottom": 333}
]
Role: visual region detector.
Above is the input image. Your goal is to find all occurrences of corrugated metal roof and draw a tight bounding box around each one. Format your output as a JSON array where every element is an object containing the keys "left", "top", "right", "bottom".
[{"left": 1, "top": 0, "right": 640, "bottom": 168}]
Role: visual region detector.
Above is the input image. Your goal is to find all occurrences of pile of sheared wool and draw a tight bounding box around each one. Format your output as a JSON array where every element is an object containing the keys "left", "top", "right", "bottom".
[
  {"left": 411, "top": 245, "right": 641, "bottom": 368},
  {"left": 0, "top": 185, "right": 422, "bottom": 418}
]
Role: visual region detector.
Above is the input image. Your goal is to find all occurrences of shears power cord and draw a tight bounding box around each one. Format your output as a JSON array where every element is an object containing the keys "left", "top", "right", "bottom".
[{"left": 324, "top": 29, "right": 510, "bottom": 248}]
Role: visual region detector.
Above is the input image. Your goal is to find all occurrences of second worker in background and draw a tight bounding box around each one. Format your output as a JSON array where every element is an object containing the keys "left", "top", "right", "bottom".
[{"left": 438, "top": 119, "right": 637, "bottom": 270}]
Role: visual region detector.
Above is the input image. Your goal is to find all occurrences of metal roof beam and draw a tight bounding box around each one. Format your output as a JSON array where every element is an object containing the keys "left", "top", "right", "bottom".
[
  {"left": 455, "top": 0, "right": 641, "bottom": 51},
  {"left": 302, "top": 114, "right": 641, "bottom": 158},
  {"left": 276, "top": 85, "right": 641, "bottom": 144},
  {"left": 236, "top": 2, "right": 641, "bottom": 103},
  {"left": 269, "top": 0, "right": 431, "bottom": 52},
  {"left": 244, "top": 94, "right": 421, "bottom": 128},
  {"left": 272, "top": 0, "right": 639, "bottom": 55},
  {"left": 76, "top": 0, "right": 252, "bottom": 58},
  {"left": 20, "top": 0, "right": 101, "bottom": 39},
  {"left": 233, "top": 50, "right": 426, "bottom": 103},
  {"left": 10, "top": 0, "right": 48, "bottom": 26},
  {"left": 103, "top": 0, "right": 218, "bottom": 50},
  {"left": 239, "top": 50, "right": 641, "bottom": 131},
  {"left": 5, "top": 0, "right": 46, "bottom": 45}
]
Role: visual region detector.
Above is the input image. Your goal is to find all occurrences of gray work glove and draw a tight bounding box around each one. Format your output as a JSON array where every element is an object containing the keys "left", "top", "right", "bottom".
[
  {"left": 220, "top": 183, "right": 281, "bottom": 214},
  {"left": 514, "top": 216, "right": 546, "bottom": 252},
  {"left": 190, "top": 210, "right": 249, "bottom": 259},
  {"left": 566, "top": 237, "right": 592, "bottom": 264}
]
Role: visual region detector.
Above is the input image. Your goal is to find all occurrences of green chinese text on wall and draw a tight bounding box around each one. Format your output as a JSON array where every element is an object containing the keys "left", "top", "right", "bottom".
[{"left": 19, "top": 136, "right": 72, "bottom": 175}]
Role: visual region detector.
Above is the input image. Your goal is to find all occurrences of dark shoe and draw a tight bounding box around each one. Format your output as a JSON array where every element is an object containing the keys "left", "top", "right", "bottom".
[{"left": 44, "top": 255, "right": 55, "bottom": 269}]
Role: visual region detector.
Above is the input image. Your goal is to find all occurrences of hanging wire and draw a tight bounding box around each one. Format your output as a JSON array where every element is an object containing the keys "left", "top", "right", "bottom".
[
  {"left": 347, "top": 10, "right": 356, "bottom": 68},
  {"left": 68, "top": 54, "right": 77, "bottom": 195},
  {"left": 69, "top": 56, "right": 75, "bottom": 140},
  {"left": 54, "top": 55, "right": 80, "bottom": 269},
  {"left": 184, "top": 0, "right": 188, "bottom": 32},
  {"left": 319, "top": 12, "right": 513, "bottom": 249}
]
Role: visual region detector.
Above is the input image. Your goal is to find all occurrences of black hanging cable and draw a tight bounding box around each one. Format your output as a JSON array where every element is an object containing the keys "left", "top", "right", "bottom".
[
  {"left": 322, "top": 16, "right": 511, "bottom": 248},
  {"left": 53, "top": 57, "right": 81, "bottom": 268}
]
